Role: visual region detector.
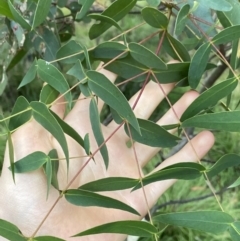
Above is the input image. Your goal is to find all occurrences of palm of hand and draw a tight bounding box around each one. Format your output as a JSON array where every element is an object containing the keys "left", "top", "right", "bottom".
[{"left": 0, "top": 69, "right": 214, "bottom": 241}]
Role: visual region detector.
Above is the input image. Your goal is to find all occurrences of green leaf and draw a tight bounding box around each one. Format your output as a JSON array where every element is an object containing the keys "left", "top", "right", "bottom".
[
  {"left": 8, "top": 132, "right": 15, "bottom": 182},
  {"left": 30, "top": 101, "right": 69, "bottom": 167},
  {"left": 182, "top": 111, "right": 240, "bottom": 132},
  {"left": 153, "top": 211, "right": 234, "bottom": 234},
  {"left": 44, "top": 155, "right": 52, "bottom": 199},
  {"left": 228, "top": 176, "right": 240, "bottom": 188},
  {"left": 37, "top": 59, "right": 72, "bottom": 108},
  {"left": 34, "top": 236, "right": 65, "bottom": 241},
  {"left": 212, "top": 25, "right": 240, "bottom": 45},
  {"left": 8, "top": 96, "right": 32, "bottom": 131},
  {"left": 7, "top": 48, "right": 28, "bottom": 72},
  {"left": 0, "top": 219, "right": 26, "bottom": 241},
  {"left": 50, "top": 110, "right": 85, "bottom": 150},
  {"left": 161, "top": 32, "right": 190, "bottom": 62},
  {"left": 40, "top": 84, "right": 59, "bottom": 105},
  {"left": 0, "top": 0, "right": 14, "bottom": 19},
  {"left": 76, "top": 0, "right": 95, "bottom": 19},
  {"left": 67, "top": 60, "right": 87, "bottom": 82},
  {"left": 181, "top": 78, "right": 238, "bottom": 121},
  {"left": 141, "top": 7, "right": 168, "bottom": 29},
  {"left": 12, "top": 151, "right": 48, "bottom": 173},
  {"left": 174, "top": 4, "right": 190, "bottom": 36},
  {"left": 110, "top": 107, "right": 124, "bottom": 124},
  {"left": 124, "top": 118, "right": 180, "bottom": 147},
  {"left": 79, "top": 177, "right": 139, "bottom": 192},
  {"left": 129, "top": 42, "right": 167, "bottom": 70},
  {"left": 146, "top": 0, "right": 161, "bottom": 7},
  {"left": 73, "top": 220, "right": 157, "bottom": 237},
  {"left": 133, "top": 162, "right": 204, "bottom": 190},
  {"left": 56, "top": 40, "right": 85, "bottom": 64},
  {"left": 89, "top": 0, "right": 137, "bottom": 39},
  {"left": 90, "top": 98, "right": 109, "bottom": 168},
  {"left": 7, "top": 0, "right": 31, "bottom": 30},
  {"left": 90, "top": 41, "right": 128, "bottom": 60},
  {"left": 197, "top": 0, "right": 232, "bottom": 11},
  {"left": 47, "top": 149, "right": 59, "bottom": 190},
  {"left": 81, "top": 44, "right": 92, "bottom": 70},
  {"left": 83, "top": 133, "right": 90, "bottom": 155},
  {"left": 87, "top": 70, "right": 140, "bottom": 133},
  {"left": 32, "top": 0, "right": 51, "bottom": 29},
  {"left": 0, "top": 66, "right": 8, "bottom": 96},
  {"left": 18, "top": 58, "right": 37, "bottom": 89},
  {"left": 188, "top": 43, "right": 211, "bottom": 89},
  {"left": 65, "top": 189, "right": 140, "bottom": 215},
  {"left": 207, "top": 154, "right": 240, "bottom": 178},
  {"left": 229, "top": 222, "right": 240, "bottom": 241}
]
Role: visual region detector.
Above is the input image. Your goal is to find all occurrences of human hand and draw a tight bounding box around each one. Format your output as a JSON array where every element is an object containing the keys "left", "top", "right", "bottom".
[{"left": 0, "top": 66, "right": 214, "bottom": 241}]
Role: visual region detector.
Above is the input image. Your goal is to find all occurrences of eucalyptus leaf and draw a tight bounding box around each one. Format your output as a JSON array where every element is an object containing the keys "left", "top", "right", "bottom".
[
  {"left": 174, "top": 4, "right": 190, "bottom": 36},
  {"left": 40, "top": 84, "right": 59, "bottom": 105},
  {"left": 73, "top": 220, "right": 157, "bottom": 237},
  {"left": 67, "top": 60, "right": 87, "bottom": 82},
  {"left": 197, "top": 0, "right": 232, "bottom": 11},
  {"left": 146, "top": 0, "right": 161, "bottom": 7},
  {"left": 65, "top": 189, "right": 140, "bottom": 215},
  {"left": 83, "top": 133, "right": 90, "bottom": 155},
  {"left": 0, "top": 0, "right": 14, "bottom": 19},
  {"left": 44, "top": 155, "right": 52, "bottom": 199},
  {"left": 7, "top": 132, "right": 15, "bottom": 182},
  {"left": 34, "top": 236, "right": 66, "bottom": 241},
  {"left": 76, "top": 0, "right": 95, "bottom": 20},
  {"left": 47, "top": 149, "right": 59, "bottom": 190},
  {"left": 229, "top": 222, "right": 240, "bottom": 241}
]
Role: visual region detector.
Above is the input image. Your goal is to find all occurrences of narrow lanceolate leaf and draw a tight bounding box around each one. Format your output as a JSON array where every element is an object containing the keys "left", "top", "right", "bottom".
[
  {"left": 40, "top": 84, "right": 59, "bottom": 105},
  {"left": 67, "top": 60, "right": 87, "bottom": 82},
  {"left": 56, "top": 40, "right": 84, "bottom": 64},
  {"left": 153, "top": 211, "right": 234, "bottom": 235},
  {"left": 174, "top": 4, "right": 190, "bottom": 36},
  {"left": 18, "top": 58, "right": 37, "bottom": 89},
  {"left": 7, "top": 0, "right": 31, "bottom": 30},
  {"left": 30, "top": 102, "right": 69, "bottom": 167},
  {"left": 141, "top": 7, "right": 168, "bottom": 29},
  {"left": 8, "top": 132, "right": 15, "bottom": 182},
  {"left": 47, "top": 149, "right": 59, "bottom": 190},
  {"left": 212, "top": 25, "right": 240, "bottom": 45},
  {"left": 83, "top": 133, "right": 90, "bottom": 155},
  {"left": 12, "top": 151, "right": 48, "bottom": 173},
  {"left": 188, "top": 43, "right": 211, "bottom": 89},
  {"left": 229, "top": 177, "right": 240, "bottom": 189},
  {"left": 133, "top": 162, "right": 204, "bottom": 190},
  {"left": 79, "top": 177, "right": 139, "bottom": 192},
  {"left": 87, "top": 70, "right": 140, "bottom": 134},
  {"left": 207, "top": 154, "right": 240, "bottom": 178},
  {"left": 182, "top": 111, "right": 240, "bottom": 132},
  {"left": 8, "top": 96, "right": 32, "bottom": 131},
  {"left": 0, "top": 0, "right": 14, "bottom": 19},
  {"left": 89, "top": 0, "right": 137, "bottom": 39},
  {"left": 90, "top": 98, "right": 109, "bottom": 168},
  {"left": 76, "top": 0, "right": 95, "bottom": 20},
  {"left": 129, "top": 42, "right": 167, "bottom": 70},
  {"left": 0, "top": 219, "right": 26, "bottom": 241},
  {"left": 90, "top": 41, "right": 128, "bottom": 60},
  {"left": 229, "top": 222, "right": 240, "bottom": 241},
  {"left": 124, "top": 119, "right": 180, "bottom": 147},
  {"left": 65, "top": 189, "right": 140, "bottom": 215},
  {"left": 181, "top": 78, "right": 238, "bottom": 121},
  {"left": 32, "top": 0, "right": 51, "bottom": 29},
  {"left": 73, "top": 220, "right": 157, "bottom": 237},
  {"left": 197, "top": 0, "right": 232, "bottom": 12},
  {"left": 44, "top": 156, "right": 52, "bottom": 199},
  {"left": 37, "top": 60, "right": 72, "bottom": 108},
  {"left": 34, "top": 236, "right": 65, "bottom": 241}
]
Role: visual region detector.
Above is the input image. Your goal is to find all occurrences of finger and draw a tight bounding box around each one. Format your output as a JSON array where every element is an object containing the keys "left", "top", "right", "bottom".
[
  {"left": 107, "top": 81, "right": 174, "bottom": 140},
  {"left": 144, "top": 130, "right": 215, "bottom": 208},
  {"left": 134, "top": 90, "right": 199, "bottom": 167}
]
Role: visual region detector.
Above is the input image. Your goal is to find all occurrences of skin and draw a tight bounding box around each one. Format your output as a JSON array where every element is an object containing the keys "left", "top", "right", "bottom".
[{"left": 0, "top": 67, "right": 214, "bottom": 241}]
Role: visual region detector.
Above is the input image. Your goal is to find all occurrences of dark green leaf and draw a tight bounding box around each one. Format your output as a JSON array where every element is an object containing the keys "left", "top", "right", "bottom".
[
  {"left": 0, "top": 219, "right": 26, "bottom": 241},
  {"left": 44, "top": 155, "right": 52, "bottom": 199},
  {"left": 133, "top": 162, "right": 204, "bottom": 190},
  {"left": 31, "top": 101, "right": 69, "bottom": 167},
  {"left": 229, "top": 222, "right": 240, "bottom": 241},
  {"left": 32, "top": 0, "right": 51, "bottom": 29},
  {"left": 47, "top": 149, "right": 59, "bottom": 190},
  {"left": 18, "top": 58, "right": 37, "bottom": 89},
  {"left": 181, "top": 78, "right": 238, "bottom": 121},
  {"left": 82, "top": 44, "right": 92, "bottom": 70},
  {"left": 56, "top": 40, "right": 85, "bottom": 64},
  {"left": 8, "top": 132, "right": 15, "bottom": 182},
  {"left": 0, "top": 67, "right": 8, "bottom": 96},
  {"left": 40, "top": 84, "right": 59, "bottom": 105},
  {"left": 153, "top": 211, "right": 234, "bottom": 234},
  {"left": 76, "top": 0, "right": 95, "bottom": 19},
  {"left": 7, "top": 0, "right": 31, "bottom": 30},
  {"left": 182, "top": 111, "right": 240, "bottom": 132},
  {"left": 228, "top": 177, "right": 240, "bottom": 188},
  {"left": 67, "top": 60, "right": 87, "bottom": 82},
  {"left": 174, "top": 4, "right": 190, "bottom": 36},
  {"left": 8, "top": 96, "right": 32, "bottom": 131},
  {"left": 188, "top": 43, "right": 211, "bottom": 89},
  {"left": 7, "top": 48, "right": 28, "bottom": 72},
  {"left": 0, "top": 0, "right": 14, "bottom": 19},
  {"left": 12, "top": 151, "right": 48, "bottom": 173},
  {"left": 110, "top": 107, "right": 124, "bottom": 124},
  {"left": 65, "top": 189, "right": 140, "bottom": 215},
  {"left": 37, "top": 59, "right": 72, "bottom": 108},
  {"left": 89, "top": 0, "right": 137, "bottom": 39},
  {"left": 34, "top": 236, "right": 65, "bottom": 241},
  {"left": 83, "top": 133, "right": 90, "bottom": 155},
  {"left": 90, "top": 41, "right": 128, "bottom": 60},
  {"left": 207, "top": 154, "right": 240, "bottom": 178},
  {"left": 79, "top": 177, "right": 139, "bottom": 192},
  {"left": 124, "top": 118, "right": 180, "bottom": 147},
  {"left": 197, "top": 0, "right": 232, "bottom": 11},
  {"left": 141, "top": 7, "right": 168, "bottom": 29},
  {"left": 87, "top": 70, "right": 140, "bottom": 133},
  {"left": 129, "top": 42, "right": 167, "bottom": 70},
  {"left": 73, "top": 220, "right": 157, "bottom": 237}
]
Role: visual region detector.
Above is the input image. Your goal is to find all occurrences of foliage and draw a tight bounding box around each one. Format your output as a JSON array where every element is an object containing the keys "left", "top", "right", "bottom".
[{"left": 0, "top": 0, "right": 240, "bottom": 240}]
